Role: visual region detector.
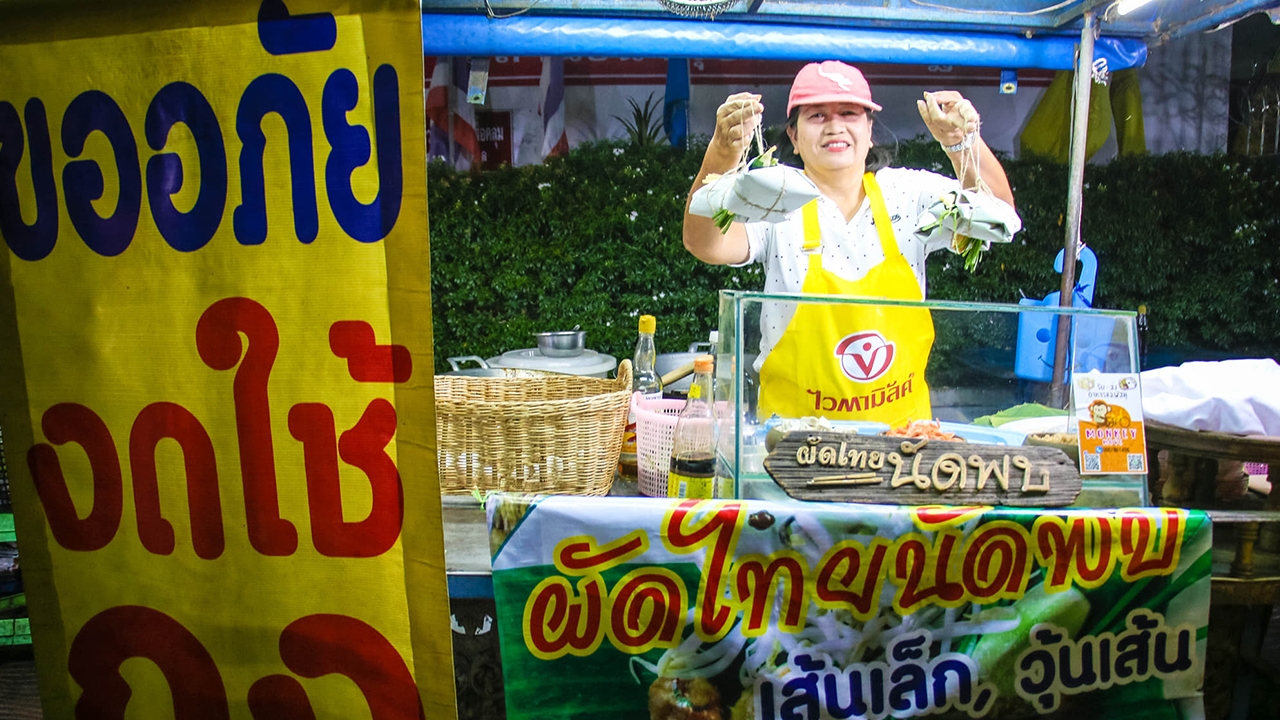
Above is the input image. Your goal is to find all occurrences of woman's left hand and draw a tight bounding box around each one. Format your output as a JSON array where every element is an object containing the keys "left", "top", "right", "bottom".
[{"left": 917, "top": 90, "right": 979, "bottom": 148}]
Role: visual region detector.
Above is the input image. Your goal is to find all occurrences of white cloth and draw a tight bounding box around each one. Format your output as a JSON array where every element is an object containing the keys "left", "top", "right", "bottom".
[
  {"left": 734, "top": 166, "right": 1022, "bottom": 370},
  {"left": 1140, "top": 359, "right": 1280, "bottom": 437}
]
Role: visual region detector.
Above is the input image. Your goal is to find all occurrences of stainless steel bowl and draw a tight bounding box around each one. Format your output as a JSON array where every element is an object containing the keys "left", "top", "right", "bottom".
[{"left": 535, "top": 330, "right": 586, "bottom": 357}]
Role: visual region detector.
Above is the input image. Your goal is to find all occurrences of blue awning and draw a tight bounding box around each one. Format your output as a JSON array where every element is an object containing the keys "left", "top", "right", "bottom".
[
  {"left": 422, "top": 2, "right": 1280, "bottom": 38},
  {"left": 422, "top": 13, "right": 1148, "bottom": 70}
]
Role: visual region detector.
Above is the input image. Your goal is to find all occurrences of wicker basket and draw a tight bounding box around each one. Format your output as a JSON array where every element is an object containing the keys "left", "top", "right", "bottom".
[{"left": 435, "top": 360, "right": 633, "bottom": 495}]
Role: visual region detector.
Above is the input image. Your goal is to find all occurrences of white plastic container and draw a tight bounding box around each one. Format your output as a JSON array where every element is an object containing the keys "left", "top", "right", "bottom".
[{"left": 486, "top": 348, "right": 618, "bottom": 378}]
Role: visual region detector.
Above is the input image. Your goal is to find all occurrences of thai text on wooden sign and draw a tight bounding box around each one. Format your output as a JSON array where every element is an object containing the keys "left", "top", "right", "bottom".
[{"left": 764, "top": 432, "right": 1082, "bottom": 506}]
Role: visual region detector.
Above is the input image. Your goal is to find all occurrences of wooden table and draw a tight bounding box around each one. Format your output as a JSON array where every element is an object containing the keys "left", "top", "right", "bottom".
[
  {"left": 1144, "top": 421, "right": 1280, "bottom": 720},
  {"left": 1146, "top": 420, "right": 1280, "bottom": 578}
]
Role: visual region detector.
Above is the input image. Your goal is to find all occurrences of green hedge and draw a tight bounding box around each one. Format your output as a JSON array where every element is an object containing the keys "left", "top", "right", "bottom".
[{"left": 427, "top": 138, "right": 1280, "bottom": 372}]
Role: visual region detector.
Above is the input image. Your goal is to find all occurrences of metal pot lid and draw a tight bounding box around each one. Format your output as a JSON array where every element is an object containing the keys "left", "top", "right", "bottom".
[{"left": 487, "top": 348, "right": 617, "bottom": 376}]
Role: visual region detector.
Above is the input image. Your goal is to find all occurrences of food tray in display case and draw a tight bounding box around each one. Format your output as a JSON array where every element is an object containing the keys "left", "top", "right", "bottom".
[{"left": 713, "top": 290, "right": 1146, "bottom": 507}]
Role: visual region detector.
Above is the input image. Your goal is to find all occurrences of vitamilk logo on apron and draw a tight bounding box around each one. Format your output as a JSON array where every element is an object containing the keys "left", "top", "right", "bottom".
[{"left": 758, "top": 173, "right": 934, "bottom": 427}]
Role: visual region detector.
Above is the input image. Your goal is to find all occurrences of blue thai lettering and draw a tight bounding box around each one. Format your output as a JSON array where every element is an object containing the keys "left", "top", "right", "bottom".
[
  {"left": 1115, "top": 614, "right": 1154, "bottom": 678},
  {"left": 888, "top": 664, "right": 928, "bottom": 712},
  {"left": 1098, "top": 635, "right": 1112, "bottom": 685},
  {"left": 1015, "top": 611, "right": 1200, "bottom": 714},
  {"left": 1017, "top": 627, "right": 1061, "bottom": 711},
  {"left": 322, "top": 64, "right": 402, "bottom": 243},
  {"left": 145, "top": 82, "right": 227, "bottom": 252},
  {"left": 888, "top": 632, "right": 929, "bottom": 712},
  {"left": 779, "top": 654, "right": 823, "bottom": 720},
  {"left": 868, "top": 666, "right": 887, "bottom": 716},
  {"left": 931, "top": 657, "right": 975, "bottom": 708},
  {"left": 257, "top": 0, "right": 337, "bottom": 56},
  {"left": 61, "top": 90, "right": 142, "bottom": 256},
  {"left": 756, "top": 631, "right": 995, "bottom": 720},
  {"left": 234, "top": 74, "right": 318, "bottom": 245},
  {"left": 821, "top": 670, "right": 869, "bottom": 719},
  {"left": 1154, "top": 625, "right": 1194, "bottom": 674},
  {"left": 1058, "top": 636, "right": 1098, "bottom": 689},
  {"left": 0, "top": 99, "right": 58, "bottom": 261}
]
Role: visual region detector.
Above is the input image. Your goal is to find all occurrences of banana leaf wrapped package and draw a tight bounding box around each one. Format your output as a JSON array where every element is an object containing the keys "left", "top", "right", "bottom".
[
  {"left": 914, "top": 188, "right": 1019, "bottom": 272},
  {"left": 689, "top": 164, "right": 822, "bottom": 232}
]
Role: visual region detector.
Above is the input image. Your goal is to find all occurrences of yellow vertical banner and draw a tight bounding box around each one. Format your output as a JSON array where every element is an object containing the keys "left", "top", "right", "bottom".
[{"left": 0, "top": 1, "right": 455, "bottom": 718}]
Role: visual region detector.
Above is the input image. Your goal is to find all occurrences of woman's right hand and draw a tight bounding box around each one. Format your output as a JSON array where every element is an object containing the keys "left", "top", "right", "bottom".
[{"left": 710, "top": 92, "right": 763, "bottom": 160}]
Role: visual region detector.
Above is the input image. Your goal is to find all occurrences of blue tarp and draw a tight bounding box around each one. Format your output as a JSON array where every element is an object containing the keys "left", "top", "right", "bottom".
[
  {"left": 422, "top": 0, "right": 1280, "bottom": 63},
  {"left": 421, "top": 13, "right": 1149, "bottom": 70}
]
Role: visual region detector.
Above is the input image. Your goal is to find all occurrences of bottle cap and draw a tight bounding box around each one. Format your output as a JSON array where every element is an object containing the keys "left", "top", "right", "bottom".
[
  {"left": 1138, "top": 305, "right": 1147, "bottom": 314},
  {"left": 694, "top": 355, "right": 714, "bottom": 373},
  {"left": 638, "top": 315, "right": 656, "bottom": 334}
]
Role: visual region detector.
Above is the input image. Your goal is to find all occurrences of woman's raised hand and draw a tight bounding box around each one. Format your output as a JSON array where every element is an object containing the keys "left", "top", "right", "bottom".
[
  {"left": 711, "top": 92, "right": 764, "bottom": 159},
  {"left": 917, "top": 90, "right": 979, "bottom": 148}
]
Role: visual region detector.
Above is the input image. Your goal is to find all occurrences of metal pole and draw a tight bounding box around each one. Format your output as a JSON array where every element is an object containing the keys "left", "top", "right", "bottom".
[{"left": 1050, "top": 10, "right": 1096, "bottom": 408}]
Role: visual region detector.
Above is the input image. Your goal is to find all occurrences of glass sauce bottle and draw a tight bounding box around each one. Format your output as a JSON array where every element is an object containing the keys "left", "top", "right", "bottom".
[
  {"left": 620, "top": 315, "right": 662, "bottom": 481},
  {"left": 667, "top": 355, "right": 717, "bottom": 498}
]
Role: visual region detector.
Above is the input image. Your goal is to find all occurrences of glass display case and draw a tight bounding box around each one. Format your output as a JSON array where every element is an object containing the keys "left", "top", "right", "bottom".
[{"left": 714, "top": 290, "right": 1147, "bottom": 507}]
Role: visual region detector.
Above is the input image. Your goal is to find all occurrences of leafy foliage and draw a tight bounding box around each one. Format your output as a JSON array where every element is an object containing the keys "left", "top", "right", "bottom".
[
  {"left": 428, "top": 139, "right": 761, "bottom": 371},
  {"left": 428, "top": 136, "right": 1280, "bottom": 372},
  {"left": 614, "top": 92, "right": 667, "bottom": 148}
]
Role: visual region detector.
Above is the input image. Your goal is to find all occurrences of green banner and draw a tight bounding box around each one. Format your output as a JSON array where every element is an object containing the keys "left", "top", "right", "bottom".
[{"left": 489, "top": 496, "right": 1210, "bottom": 720}]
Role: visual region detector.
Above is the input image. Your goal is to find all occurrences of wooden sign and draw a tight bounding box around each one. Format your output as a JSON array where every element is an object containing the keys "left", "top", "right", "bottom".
[{"left": 764, "top": 432, "right": 1082, "bottom": 507}]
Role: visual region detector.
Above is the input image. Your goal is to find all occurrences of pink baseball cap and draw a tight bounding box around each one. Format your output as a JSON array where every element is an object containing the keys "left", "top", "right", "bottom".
[{"left": 787, "top": 61, "right": 882, "bottom": 116}]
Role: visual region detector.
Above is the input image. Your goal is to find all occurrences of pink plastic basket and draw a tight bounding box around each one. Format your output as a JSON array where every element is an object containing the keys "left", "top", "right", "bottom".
[
  {"left": 1244, "top": 462, "right": 1269, "bottom": 477},
  {"left": 633, "top": 393, "right": 685, "bottom": 497}
]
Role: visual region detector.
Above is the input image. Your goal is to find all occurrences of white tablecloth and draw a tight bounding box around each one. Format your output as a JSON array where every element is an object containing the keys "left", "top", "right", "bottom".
[{"left": 1140, "top": 358, "right": 1280, "bottom": 437}]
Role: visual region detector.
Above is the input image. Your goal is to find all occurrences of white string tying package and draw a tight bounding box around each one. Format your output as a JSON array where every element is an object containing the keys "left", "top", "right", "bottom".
[
  {"left": 912, "top": 99, "right": 1018, "bottom": 272},
  {"left": 688, "top": 103, "right": 820, "bottom": 232}
]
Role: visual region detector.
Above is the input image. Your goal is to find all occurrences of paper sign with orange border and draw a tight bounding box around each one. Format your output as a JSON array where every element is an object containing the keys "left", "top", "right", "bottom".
[{"left": 1073, "top": 371, "right": 1148, "bottom": 475}]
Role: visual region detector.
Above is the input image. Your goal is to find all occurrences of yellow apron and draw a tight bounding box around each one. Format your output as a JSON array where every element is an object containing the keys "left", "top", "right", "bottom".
[{"left": 757, "top": 172, "right": 934, "bottom": 427}]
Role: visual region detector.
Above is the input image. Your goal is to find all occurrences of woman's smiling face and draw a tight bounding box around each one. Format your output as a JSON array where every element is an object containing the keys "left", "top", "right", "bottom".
[{"left": 787, "top": 102, "right": 873, "bottom": 174}]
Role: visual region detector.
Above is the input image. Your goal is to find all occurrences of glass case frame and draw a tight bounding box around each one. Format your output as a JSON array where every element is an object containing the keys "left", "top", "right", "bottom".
[{"left": 715, "top": 290, "right": 1146, "bottom": 506}]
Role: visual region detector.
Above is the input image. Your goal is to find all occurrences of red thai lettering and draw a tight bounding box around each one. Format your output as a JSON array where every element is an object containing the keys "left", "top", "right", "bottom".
[
  {"left": 1121, "top": 509, "right": 1184, "bottom": 581},
  {"left": 608, "top": 571, "right": 685, "bottom": 650},
  {"left": 557, "top": 534, "right": 646, "bottom": 573},
  {"left": 961, "top": 525, "right": 1031, "bottom": 600},
  {"left": 68, "top": 606, "right": 420, "bottom": 720},
  {"left": 734, "top": 553, "right": 807, "bottom": 634},
  {"left": 816, "top": 541, "right": 890, "bottom": 620},
  {"left": 329, "top": 320, "right": 412, "bottom": 383},
  {"left": 247, "top": 674, "right": 316, "bottom": 720},
  {"left": 893, "top": 532, "right": 966, "bottom": 613},
  {"left": 836, "top": 396, "right": 861, "bottom": 412},
  {"left": 663, "top": 500, "right": 744, "bottom": 641},
  {"left": 252, "top": 614, "right": 424, "bottom": 720},
  {"left": 289, "top": 399, "right": 403, "bottom": 557},
  {"left": 68, "top": 605, "right": 229, "bottom": 718},
  {"left": 28, "top": 403, "right": 122, "bottom": 552},
  {"left": 197, "top": 297, "right": 296, "bottom": 556},
  {"left": 525, "top": 576, "right": 605, "bottom": 658},
  {"left": 1034, "top": 515, "right": 1116, "bottom": 591},
  {"left": 129, "top": 402, "right": 224, "bottom": 559}
]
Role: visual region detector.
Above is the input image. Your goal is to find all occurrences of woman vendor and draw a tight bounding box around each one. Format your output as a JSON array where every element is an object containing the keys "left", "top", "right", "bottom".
[{"left": 682, "top": 60, "right": 1022, "bottom": 427}]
